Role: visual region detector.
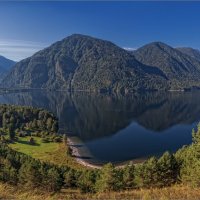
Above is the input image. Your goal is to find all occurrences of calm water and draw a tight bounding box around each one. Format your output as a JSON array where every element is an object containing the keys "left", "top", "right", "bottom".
[{"left": 0, "top": 90, "right": 199, "bottom": 164}]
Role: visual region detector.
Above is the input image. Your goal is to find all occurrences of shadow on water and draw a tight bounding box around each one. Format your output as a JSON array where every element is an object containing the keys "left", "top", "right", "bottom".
[
  {"left": 71, "top": 155, "right": 92, "bottom": 159},
  {"left": 1, "top": 90, "right": 200, "bottom": 163}
]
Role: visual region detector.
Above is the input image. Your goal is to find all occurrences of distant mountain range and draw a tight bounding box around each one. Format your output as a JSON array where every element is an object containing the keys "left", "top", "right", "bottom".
[
  {"left": 0, "top": 56, "right": 16, "bottom": 83},
  {"left": 1, "top": 34, "right": 200, "bottom": 92}
]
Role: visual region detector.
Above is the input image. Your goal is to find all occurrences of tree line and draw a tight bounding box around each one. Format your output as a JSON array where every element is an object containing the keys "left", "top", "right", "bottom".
[
  {"left": 0, "top": 143, "right": 180, "bottom": 192},
  {"left": 0, "top": 104, "right": 59, "bottom": 142}
]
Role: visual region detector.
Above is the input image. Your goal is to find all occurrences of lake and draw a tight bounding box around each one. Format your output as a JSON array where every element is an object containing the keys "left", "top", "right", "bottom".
[{"left": 0, "top": 90, "right": 199, "bottom": 165}]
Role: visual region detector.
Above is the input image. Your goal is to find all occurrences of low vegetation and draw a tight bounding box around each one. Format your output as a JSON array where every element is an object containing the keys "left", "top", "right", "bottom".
[
  {"left": 1, "top": 104, "right": 200, "bottom": 199},
  {"left": 1, "top": 183, "right": 200, "bottom": 200}
]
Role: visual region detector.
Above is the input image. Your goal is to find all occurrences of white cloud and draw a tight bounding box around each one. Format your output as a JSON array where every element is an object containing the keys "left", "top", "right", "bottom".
[
  {"left": 0, "top": 39, "right": 47, "bottom": 61},
  {"left": 123, "top": 47, "right": 137, "bottom": 51}
]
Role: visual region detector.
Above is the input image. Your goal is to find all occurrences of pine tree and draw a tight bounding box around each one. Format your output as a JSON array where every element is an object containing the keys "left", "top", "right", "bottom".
[
  {"left": 8, "top": 127, "right": 15, "bottom": 141},
  {"left": 140, "top": 157, "right": 159, "bottom": 188},
  {"left": 123, "top": 163, "right": 135, "bottom": 189},
  {"left": 178, "top": 123, "right": 200, "bottom": 187},
  {"left": 64, "top": 169, "right": 76, "bottom": 188},
  {"left": 95, "top": 163, "right": 117, "bottom": 192},
  {"left": 45, "top": 167, "right": 63, "bottom": 192},
  {"left": 18, "top": 162, "right": 41, "bottom": 188},
  {"left": 78, "top": 170, "right": 96, "bottom": 193},
  {"left": 157, "top": 152, "right": 178, "bottom": 186}
]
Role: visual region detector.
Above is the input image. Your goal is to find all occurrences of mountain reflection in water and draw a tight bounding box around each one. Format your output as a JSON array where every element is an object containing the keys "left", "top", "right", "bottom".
[{"left": 0, "top": 90, "right": 199, "bottom": 164}]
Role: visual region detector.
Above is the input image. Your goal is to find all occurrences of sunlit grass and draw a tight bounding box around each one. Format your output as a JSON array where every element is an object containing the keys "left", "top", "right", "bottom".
[
  {"left": 9, "top": 137, "right": 58, "bottom": 159},
  {"left": 9, "top": 136, "right": 85, "bottom": 169}
]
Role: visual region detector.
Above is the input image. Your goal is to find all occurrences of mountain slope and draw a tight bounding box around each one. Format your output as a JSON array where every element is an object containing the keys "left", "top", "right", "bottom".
[
  {"left": 176, "top": 47, "right": 200, "bottom": 61},
  {"left": 133, "top": 42, "right": 200, "bottom": 90},
  {"left": 0, "top": 56, "right": 16, "bottom": 82},
  {"left": 1, "top": 34, "right": 167, "bottom": 92}
]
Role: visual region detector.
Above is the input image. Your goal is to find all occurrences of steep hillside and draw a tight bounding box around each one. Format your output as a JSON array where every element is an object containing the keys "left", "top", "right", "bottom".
[
  {"left": 1, "top": 34, "right": 167, "bottom": 92},
  {"left": 133, "top": 42, "right": 200, "bottom": 90},
  {"left": 0, "top": 55, "right": 15, "bottom": 82},
  {"left": 176, "top": 47, "right": 200, "bottom": 61},
  {"left": 2, "top": 36, "right": 200, "bottom": 92}
]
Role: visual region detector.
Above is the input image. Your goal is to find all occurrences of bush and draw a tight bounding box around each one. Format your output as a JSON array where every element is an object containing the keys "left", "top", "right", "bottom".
[
  {"left": 29, "top": 137, "right": 35, "bottom": 145},
  {"left": 53, "top": 136, "right": 62, "bottom": 143}
]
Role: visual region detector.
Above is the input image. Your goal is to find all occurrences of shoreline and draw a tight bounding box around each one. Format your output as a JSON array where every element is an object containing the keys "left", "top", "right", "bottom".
[
  {"left": 67, "top": 138, "right": 101, "bottom": 169},
  {"left": 67, "top": 137, "right": 147, "bottom": 169}
]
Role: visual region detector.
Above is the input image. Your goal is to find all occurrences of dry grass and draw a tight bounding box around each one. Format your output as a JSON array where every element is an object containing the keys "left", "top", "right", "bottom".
[{"left": 1, "top": 183, "right": 200, "bottom": 200}]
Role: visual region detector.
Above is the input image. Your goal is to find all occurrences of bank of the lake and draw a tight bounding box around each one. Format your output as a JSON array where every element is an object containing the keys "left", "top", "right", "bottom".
[{"left": 67, "top": 136, "right": 149, "bottom": 169}]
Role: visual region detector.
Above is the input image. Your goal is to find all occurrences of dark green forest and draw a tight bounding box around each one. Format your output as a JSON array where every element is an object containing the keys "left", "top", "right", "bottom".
[{"left": 0, "top": 104, "right": 59, "bottom": 142}]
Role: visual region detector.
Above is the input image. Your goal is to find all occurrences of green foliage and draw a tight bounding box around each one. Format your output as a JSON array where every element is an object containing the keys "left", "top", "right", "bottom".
[
  {"left": 175, "top": 123, "right": 200, "bottom": 187},
  {"left": 18, "top": 161, "right": 41, "bottom": 188},
  {"left": 122, "top": 163, "right": 135, "bottom": 189},
  {"left": 192, "top": 123, "right": 200, "bottom": 144},
  {"left": 0, "top": 104, "right": 58, "bottom": 136},
  {"left": 95, "top": 163, "right": 122, "bottom": 192},
  {"left": 44, "top": 167, "right": 63, "bottom": 192},
  {"left": 8, "top": 128, "right": 15, "bottom": 141},
  {"left": 78, "top": 170, "right": 97, "bottom": 193},
  {"left": 137, "top": 157, "right": 159, "bottom": 188},
  {"left": 64, "top": 169, "right": 76, "bottom": 188},
  {"left": 157, "top": 152, "right": 179, "bottom": 187}
]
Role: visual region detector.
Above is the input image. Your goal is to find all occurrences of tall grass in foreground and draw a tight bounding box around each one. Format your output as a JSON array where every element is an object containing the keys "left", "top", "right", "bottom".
[{"left": 1, "top": 183, "right": 200, "bottom": 200}]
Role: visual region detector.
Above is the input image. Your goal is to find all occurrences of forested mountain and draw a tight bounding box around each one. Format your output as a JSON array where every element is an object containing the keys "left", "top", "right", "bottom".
[
  {"left": 176, "top": 47, "right": 200, "bottom": 61},
  {"left": 0, "top": 34, "right": 168, "bottom": 92},
  {"left": 0, "top": 55, "right": 15, "bottom": 83},
  {"left": 2, "top": 35, "right": 200, "bottom": 91},
  {"left": 133, "top": 42, "right": 200, "bottom": 90}
]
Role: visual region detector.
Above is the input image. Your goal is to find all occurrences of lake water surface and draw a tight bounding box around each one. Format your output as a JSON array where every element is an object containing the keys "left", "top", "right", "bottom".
[{"left": 0, "top": 90, "right": 199, "bottom": 165}]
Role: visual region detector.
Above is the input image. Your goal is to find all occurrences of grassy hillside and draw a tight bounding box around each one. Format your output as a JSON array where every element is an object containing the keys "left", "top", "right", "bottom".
[{"left": 9, "top": 136, "right": 84, "bottom": 169}]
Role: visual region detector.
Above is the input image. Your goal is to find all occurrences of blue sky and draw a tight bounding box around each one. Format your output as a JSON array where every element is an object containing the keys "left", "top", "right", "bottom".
[{"left": 0, "top": 1, "right": 200, "bottom": 61}]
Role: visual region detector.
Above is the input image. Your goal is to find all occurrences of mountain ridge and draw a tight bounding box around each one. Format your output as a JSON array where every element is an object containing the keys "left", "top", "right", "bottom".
[
  {"left": 176, "top": 47, "right": 200, "bottom": 61},
  {"left": 2, "top": 34, "right": 200, "bottom": 92},
  {"left": 0, "top": 55, "right": 16, "bottom": 83},
  {"left": 1, "top": 34, "right": 167, "bottom": 92},
  {"left": 133, "top": 41, "right": 200, "bottom": 90}
]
